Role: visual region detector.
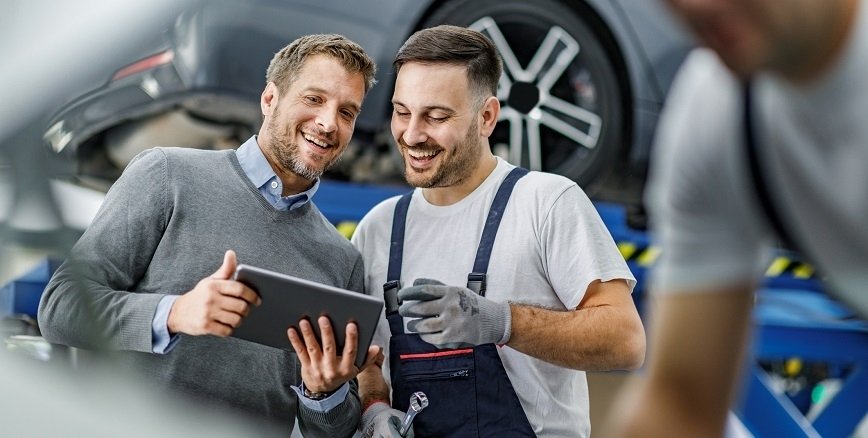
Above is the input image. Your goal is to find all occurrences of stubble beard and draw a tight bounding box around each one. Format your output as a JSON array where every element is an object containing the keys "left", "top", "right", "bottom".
[
  {"left": 265, "top": 114, "right": 340, "bottom": 181},
  {"left": 402, "top": 120, "right": 480, "bottom": 188}
]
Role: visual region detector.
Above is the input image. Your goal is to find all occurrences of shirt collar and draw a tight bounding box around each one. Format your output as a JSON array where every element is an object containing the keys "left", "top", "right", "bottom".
[
  {"left": 236, "top": 136, "right": 278, "bottom": 189},
  {"left": 235, "top": 136, "right": 321, "bottom": 203}
]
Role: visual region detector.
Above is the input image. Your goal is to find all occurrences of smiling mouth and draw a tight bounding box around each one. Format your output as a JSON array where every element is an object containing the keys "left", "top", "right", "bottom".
[
  {"left": 303, "top": 132, "right": 332, "bottom": 150},
  {"left": 407, "top": 148, "right": 441, "bottom": 162}
]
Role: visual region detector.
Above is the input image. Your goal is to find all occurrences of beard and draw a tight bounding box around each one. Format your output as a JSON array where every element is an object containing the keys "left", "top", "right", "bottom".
[
  {"left": 264, "top": 110, "right": 340, "bottom": 181},
  {"left": 400, "top": 119, "right": 481, "bottom": 188}
]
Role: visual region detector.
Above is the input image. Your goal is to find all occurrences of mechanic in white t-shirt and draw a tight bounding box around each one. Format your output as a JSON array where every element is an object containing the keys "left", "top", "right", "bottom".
[
  {"left": 351, "top": 25, "right": 645, "bottom": 437},
  {"left": 612, "top": 0, "right": 868, "bottom": 436}
]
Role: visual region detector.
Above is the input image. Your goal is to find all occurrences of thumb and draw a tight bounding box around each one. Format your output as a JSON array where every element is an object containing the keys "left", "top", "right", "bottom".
[
  {"left": 388, "top": 415, "right": 410, "bottom": 437},
  {"left": 211, "top": 250, "right": 237, "bottom": 280},
  {"left": 413, "top": 278, "right": 445, "bottom": 286}
]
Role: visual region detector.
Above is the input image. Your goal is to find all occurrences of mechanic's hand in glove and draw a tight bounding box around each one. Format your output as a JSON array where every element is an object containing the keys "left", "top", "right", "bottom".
[
  {"left": 361, "top": 402, "right": 413, "bottom": 438},
  {"left": 398, "top": 278, "right": 511, "bottom": 349}
]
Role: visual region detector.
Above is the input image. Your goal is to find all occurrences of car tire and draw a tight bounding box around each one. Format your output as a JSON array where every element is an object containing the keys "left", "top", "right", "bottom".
[{"left": 421, "top": 0, "right": 626, "bottom": 190}]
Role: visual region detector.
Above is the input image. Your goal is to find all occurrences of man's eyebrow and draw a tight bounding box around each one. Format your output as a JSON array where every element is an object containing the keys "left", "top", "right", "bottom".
[{"left": 392, "top": 100, "right": 456, "bottom": 115}]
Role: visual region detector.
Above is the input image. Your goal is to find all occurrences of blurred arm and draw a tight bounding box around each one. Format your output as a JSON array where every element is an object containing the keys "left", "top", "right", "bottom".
[{"left": 612, "top": 284, "right": 754, "bottom": 437}]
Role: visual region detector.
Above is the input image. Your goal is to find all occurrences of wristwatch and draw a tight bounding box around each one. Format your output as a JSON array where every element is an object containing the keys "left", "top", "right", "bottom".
[{"left": 303, "top": 385, "right": 333, "bottom": 401}]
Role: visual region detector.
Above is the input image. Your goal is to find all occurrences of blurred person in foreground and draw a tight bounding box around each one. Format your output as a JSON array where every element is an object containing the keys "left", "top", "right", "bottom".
[
  {"left": 351, "top": 25, "right": 645, "bottom": 437},
  {"left": 38, "top": 34, "right": 380, "bottom": 436},
  {"left": 612, "top": 0, "right": 868, "bottom": 436}
]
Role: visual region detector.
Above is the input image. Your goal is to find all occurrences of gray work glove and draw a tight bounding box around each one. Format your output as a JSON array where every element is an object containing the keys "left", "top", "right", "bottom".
[
  {"left": 360, "top": 402, "right": 414, "bottom": 438},
  {"left": 398, "top": 278, "right": 511, "bottom": 349}
]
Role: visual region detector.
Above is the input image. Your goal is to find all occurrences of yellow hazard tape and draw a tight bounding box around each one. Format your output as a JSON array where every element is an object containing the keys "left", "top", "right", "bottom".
[
  {"left": 332, "top": 224, "right": 815, "bottom": 280},
  {"left": 764, "top": 256, "right": 815, "bottom": 279},
  {"left": 335, "top": 221, "right": 357, "bottom": 239},
  {"left": 617, "top": 242, "right": 815, "bottom": 279},
  {"left": 617, "top": 243, "right": 660, "bottom": 267}
]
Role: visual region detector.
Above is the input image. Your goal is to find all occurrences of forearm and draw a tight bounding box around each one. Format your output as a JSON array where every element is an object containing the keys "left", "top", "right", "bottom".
[
  {"left": 612, "top": 284, "right": 755, "bottom": 437},
  {"left": 298, "top": 378, "right": 361, "bottom": 438},
  {"left": 358, "top": 364, "right": 391, "bottom": 409},
  {"left": 38, "top": 259, "right": 164, "bottom": 352},
  {"left": 507, "top": 301, "right": 645, "bottom": 371},
  {"left": 38, "top": 148, "right": 172, "bottom": 352}
]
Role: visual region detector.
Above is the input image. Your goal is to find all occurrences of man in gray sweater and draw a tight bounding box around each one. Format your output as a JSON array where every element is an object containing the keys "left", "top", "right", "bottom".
[{"left": 38, "top": 34, "right": 378, "bottom": 436}]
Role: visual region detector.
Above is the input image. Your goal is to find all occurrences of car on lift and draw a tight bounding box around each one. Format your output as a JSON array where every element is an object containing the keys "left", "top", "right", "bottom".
[{"left": 42, "top": 0, "right": 693, "bottom": 213}]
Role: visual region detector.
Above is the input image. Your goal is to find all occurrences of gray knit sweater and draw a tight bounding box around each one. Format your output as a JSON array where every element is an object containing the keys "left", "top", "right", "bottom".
[{"left": 38, "top": 147, "right": 364, "bottom": 436}]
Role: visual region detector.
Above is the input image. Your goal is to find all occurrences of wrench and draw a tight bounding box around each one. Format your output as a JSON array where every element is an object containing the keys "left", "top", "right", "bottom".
[{"left": 399, "top": 391, "right": 428, "bottom": 437}]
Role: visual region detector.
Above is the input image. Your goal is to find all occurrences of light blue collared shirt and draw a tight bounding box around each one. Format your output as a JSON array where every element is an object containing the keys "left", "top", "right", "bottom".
[
  {"left": 150, "top": 136, "right": 345, "bottom": 411},
  {"left": 234, "top": 136, "right": 320, "bottom": 210}
]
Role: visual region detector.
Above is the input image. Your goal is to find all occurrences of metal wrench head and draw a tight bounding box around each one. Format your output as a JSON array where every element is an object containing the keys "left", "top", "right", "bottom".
[
  {"left": 399, "top": 391, "right": 428, "bottom": 436},
  {"left": 409, "top": 391, "right": 429, "bottom": 411}
]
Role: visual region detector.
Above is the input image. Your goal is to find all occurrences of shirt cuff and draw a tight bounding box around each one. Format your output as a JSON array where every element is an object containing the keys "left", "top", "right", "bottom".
[
  {"left": 292, "top": 382, "right": 349, "bottom": 413},
  {"left": 152, "top": 295, "right": 181, "bottom": 354}
]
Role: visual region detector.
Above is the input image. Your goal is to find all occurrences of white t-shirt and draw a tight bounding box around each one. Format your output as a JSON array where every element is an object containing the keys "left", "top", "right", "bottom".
[
  {"left": 352, "top": 158, "right": 635, "bottom": 437},
  {"left": 646, "top": 2, "right": 868, "bottom": 317}
]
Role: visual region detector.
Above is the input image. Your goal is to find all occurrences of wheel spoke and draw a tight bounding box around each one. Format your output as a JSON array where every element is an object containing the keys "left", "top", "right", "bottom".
[
  {"left": 471, "top": 17, "right": 527, "bottom": 83},
  {"left": 499, "top": 106, "right": 525, "bottom": 165},
  {"left": 533, "top": 26, "right": 580, "bottom": 93},
  {"left": 525, "top": 116, "right": 543, "bottom": 171},
  {"left": 538, "top": 94, "right": 601, "bottom": 148}
]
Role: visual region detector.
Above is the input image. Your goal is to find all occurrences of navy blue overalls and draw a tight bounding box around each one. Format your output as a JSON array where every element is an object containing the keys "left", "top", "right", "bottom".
[{"left": 383, "top": 167, "right": 536, "bottom": 437}]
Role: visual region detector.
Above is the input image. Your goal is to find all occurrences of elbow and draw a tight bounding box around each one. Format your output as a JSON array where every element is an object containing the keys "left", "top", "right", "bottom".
[
  {"left": 621, "top": 331, "right": 646, "bottom": 371},
  {"left": 36, "top": 286, "right": 58, "bottom": 343},
  {"left": 619, "top": 320, "right": 647, "bottom": 371}
]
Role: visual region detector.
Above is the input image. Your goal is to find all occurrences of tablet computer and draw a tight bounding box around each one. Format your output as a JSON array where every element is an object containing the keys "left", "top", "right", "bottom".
[{"left": 231, "top": 264, "right": 384, "bottom": 369}]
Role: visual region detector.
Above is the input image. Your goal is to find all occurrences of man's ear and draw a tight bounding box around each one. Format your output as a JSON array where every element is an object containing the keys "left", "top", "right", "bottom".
[
  {"left": 261, "top": 82, "right": 279, "bottom": 116},
  {"left": 479, "top": 96, "right": 500, "bottom": 138}
]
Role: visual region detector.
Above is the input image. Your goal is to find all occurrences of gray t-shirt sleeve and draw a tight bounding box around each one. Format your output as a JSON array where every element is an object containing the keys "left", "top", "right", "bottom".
[
  {"left": 645, "top": 50, "right": 767, "bottom": 294},
  {"left": 38, "top": 148, "right": 171, "bottom": 352}
]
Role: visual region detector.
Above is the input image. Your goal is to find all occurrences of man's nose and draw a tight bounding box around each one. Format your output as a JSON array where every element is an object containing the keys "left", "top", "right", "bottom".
[
  {"left": 316, "top": 109, "right": 338, "bottom": 133},
  {"left": 402, "top": 116, "right": 428, "bottom": 146}
]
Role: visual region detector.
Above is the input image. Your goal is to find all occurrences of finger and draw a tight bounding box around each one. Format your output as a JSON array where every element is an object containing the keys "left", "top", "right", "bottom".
[
  {"left": 372, "top": 345, "right": 385, "bottom": 367},
  {"left": 216, "top": 295, "right": 251, "bottom": 318},
  {"left": 211, "top": 250, "right": 237, "bottom": 280},
  {"left": 213, "top": 310, "right": 243, "bottom": 328},
  {"left": 388, "top": 415, "right": 408, "bottom": 436},
  {"left": 215, "top": 281, "right": 261, "bottom": 305},
  {"left": 398, "top": 299, "right": 443, "bottom": 318},
  {"left": 359, "top": 345, "right": 382, "bottom": 370},
  {"left": 204, "top": 320, "right": 233, "bottom": 337},
  {"left": 413, "top": 277, "right": 445, "bottom": 286},
  {"left": 407, "top": 315, "right": 445, "bottom": 335},
  {"left": 287, "top": 327, "right": 311, "bottom": 365},
  {"left": 317, "top": 316, "right": 338, "bottom": 360},
  {"left": 340, "top": 321, "right": 359, "bottom": 370},
  {"left": 299, "top": 318, "right": 323, "bottom": 361},
  {"left": 397, "top": 284, "right": 445, "bottom": 302}
]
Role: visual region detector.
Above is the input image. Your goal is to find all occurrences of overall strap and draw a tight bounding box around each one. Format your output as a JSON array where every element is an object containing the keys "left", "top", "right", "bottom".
[
  {"left": 467, "top": 167, "right": 529, "bottom": 296},
  {"left": 384, "top": 192, "right": 413, "bottom": 316},
  {"left": 743, "top": 82, "right": 799, "bottom": 252}
]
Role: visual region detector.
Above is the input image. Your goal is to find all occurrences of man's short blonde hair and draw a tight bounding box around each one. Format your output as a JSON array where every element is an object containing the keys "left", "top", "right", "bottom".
[{"left": 266, "top": 34, "right": 377, "bottom": 94}]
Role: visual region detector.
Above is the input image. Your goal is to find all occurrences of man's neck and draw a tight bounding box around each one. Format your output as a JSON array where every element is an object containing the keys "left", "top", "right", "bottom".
[{"left": 256, "top": 136, "right": 314, "bottom": 196}]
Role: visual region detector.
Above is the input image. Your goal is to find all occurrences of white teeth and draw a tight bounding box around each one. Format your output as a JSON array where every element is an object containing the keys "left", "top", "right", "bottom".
[
  {"left": 303, "top": 133, "right": 329, "bottom": 148},
  {"left": 408, "top": 149, "right": 438, "bottom": 159}
]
